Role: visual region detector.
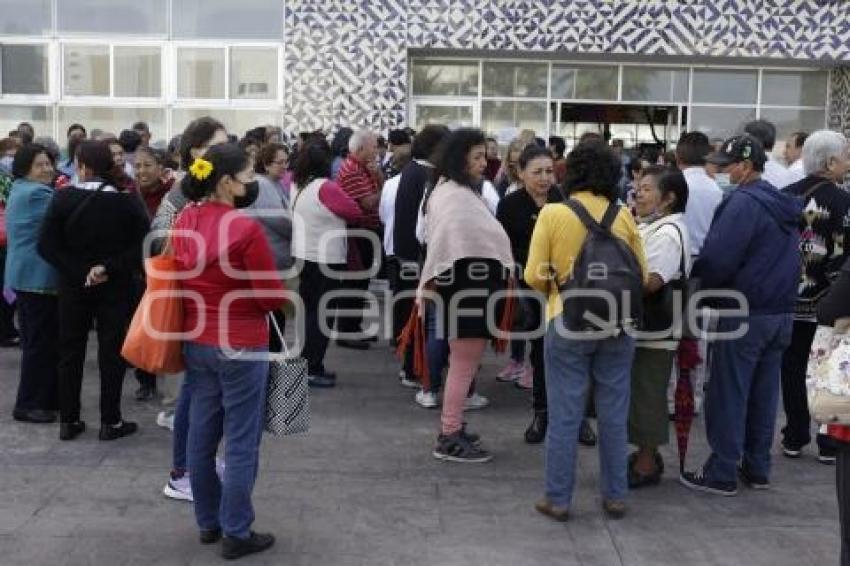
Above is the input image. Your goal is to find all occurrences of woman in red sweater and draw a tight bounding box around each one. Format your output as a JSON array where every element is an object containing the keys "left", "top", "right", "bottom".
[{"left": 173, "top": 143, "right": 284, "bottom": 560}]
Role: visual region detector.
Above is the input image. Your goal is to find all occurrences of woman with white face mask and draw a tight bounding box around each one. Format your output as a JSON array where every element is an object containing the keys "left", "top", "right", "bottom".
[{"left": 628, "top": 165, "right": 691, "bottom": 489}]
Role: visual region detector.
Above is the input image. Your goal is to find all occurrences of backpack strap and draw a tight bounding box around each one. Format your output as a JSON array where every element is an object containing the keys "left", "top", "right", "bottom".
[
  {"left": 600, "top": 203, "right": 621, "bottom": 231},
  {"left": 564, "top": 199, "right": 605, "bottom": 235}
]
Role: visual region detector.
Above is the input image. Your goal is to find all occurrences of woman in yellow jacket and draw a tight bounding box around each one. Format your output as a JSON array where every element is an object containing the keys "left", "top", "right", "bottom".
[{"left": 525, "top": 140, "right": 647, "bottom": 521}]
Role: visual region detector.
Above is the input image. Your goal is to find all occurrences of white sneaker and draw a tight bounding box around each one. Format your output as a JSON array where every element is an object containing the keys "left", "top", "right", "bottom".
[
  {"left": 464, "top": 392, "right": 490, "bottom": 410},
  {"left": 399, "top": 370, "right": 420, "bottom": 389},
  {"left": 163, "top": 475, "right": 193, "bottom": 502},
  {"left": 156, "top": 411, "right": 174, "bottom": 431},
  {"left": 415, "top": 389, "right": 439, "bottom": 409}
]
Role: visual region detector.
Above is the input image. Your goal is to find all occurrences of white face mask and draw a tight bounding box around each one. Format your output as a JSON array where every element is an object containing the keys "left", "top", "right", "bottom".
[{"left": 714, "top": 172, "right": 732, "bottom": 188}]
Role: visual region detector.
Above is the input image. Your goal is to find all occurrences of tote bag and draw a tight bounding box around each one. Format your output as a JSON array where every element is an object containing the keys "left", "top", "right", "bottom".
[
  {"left": 806, "top": 322, "right": 850, "bottom": 425},
  {"left": 265, "top": 313, "right": 309, "bottom": 436}
]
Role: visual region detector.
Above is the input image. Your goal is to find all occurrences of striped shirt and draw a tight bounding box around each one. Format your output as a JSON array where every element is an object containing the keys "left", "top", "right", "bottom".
[{"left": 337, "top": 156, "right": 380, "bottom": 228}]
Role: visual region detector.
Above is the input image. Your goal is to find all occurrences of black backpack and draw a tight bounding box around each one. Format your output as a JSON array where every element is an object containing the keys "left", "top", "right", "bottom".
[{"left": 558, "top": 199, "right": 644, "bottom": 332}]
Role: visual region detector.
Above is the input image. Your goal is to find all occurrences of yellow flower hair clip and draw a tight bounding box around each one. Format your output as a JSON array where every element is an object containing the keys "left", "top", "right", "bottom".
[{"left": 189, "top": 157, "right": 213, "bottom": 181}]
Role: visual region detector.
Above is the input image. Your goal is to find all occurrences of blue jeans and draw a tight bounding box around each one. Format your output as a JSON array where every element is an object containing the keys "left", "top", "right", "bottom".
[
  {"left": 544, "top": 323, "right": 635, "bottom": 507},
  {"left": 424, "top": 302, "right": 449, "bottom": 393},
  {"left": 703, "top": 314, "right": 793, "bottom": 484},
  {"left": 172, "top": 377, "right": 190, "bottom": 472},
  {"left": 184, "top": 342, "right": 269, "bottom": 539}
]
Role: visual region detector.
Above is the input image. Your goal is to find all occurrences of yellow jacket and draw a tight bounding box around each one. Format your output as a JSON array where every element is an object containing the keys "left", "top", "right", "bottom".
[{"left": 523, "top": 191, "right": 648, "bottom": 321}]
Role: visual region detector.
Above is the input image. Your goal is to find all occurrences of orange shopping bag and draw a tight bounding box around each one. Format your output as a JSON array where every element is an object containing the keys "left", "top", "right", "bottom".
[{"left": 121, "top": 254, "right": 185, "bottom": 374}]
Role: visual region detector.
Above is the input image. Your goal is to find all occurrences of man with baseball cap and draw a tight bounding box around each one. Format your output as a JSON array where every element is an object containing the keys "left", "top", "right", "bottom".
[{"left": 680, "top": 134, "right": 803, "bottom": 495}]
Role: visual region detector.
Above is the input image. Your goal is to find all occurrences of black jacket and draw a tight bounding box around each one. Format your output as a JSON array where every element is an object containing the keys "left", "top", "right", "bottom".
[
  {"left": 393, "top": 160, "right": 431, "bottom": 263},
  {"left": 496, "top": 186, "right": 561, "bottom": 269},
  {"left": 38, "top": 180, "right": 150, "bottom": 288}
]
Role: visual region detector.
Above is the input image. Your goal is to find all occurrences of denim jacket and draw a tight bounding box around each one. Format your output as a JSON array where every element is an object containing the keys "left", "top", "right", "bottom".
[{"left": 4, "top": 178, "right": 58, "bottom": 293}]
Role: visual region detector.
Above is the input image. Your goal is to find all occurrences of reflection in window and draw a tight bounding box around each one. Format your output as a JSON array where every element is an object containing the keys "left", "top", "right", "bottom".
[
  {"left": 622, "top": 67, "right": 688, "bottom": 102},
  {"left": 173, "top": 0, "right": 283, "bottom": 39},
  {"left": 0, "top": 0, "right": 52, "bottom": 36},
  {"left": 411, "top": 60, "right": 478, "bottom": 97},
  {"left": 414, "top": 105, "right": 473, "bottom": 130},
  {"left": 177, "top": 48, "right": 225, "bottom": 99},
  {"left": 690, "top": 106, "right": 756, "bottom": 140},
  {"left": 574, "top": 66, "right": 618, "bottom": 100},
  {"left": 0, "top": 105, "right": 52, "bottom": 139},
  {"left": 551, "top": 67, "right": 576, "bottom": 99},
  {"left": 63, "top": 45, "right": 110, "bottom": 96},
  {"left": 230, "top": 48, "right": 278, "bottom": 100},
  {"left": 481, "top": 100, "right": 546, "bottom": 137},
  {"left": 482, "top": 62, "right": 547, "bottom": 98},
  {"left": 692, "top": 69, "right": 757, "bottom": 104},
  {"left": 59, "top": 106, "right": 164, "bottom": 141},
  {"left": 759, "top": 108, "right": 827, "bottom": 140},
  {"left": 114, "top": 46, "right": 161, "bottom": 98},
  {"left": 761, "top": 71, "right": 828, "bottom": 107},
  {"left": 1, "top": 44, "right": 48, "bottom": 94},
  {"left": 58, "top": 0, "right": 167, "bottom": 34}
]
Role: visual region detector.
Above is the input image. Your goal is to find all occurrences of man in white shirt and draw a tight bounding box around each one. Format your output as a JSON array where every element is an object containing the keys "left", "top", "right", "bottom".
[
  {"left": 744, "top": 119, "right": 795, "bottom": 190},
  {"left": 783, "top": 131, "right": 808, "bottom": 184},
  {"left": 378, "top": 174, "right": 401, "bottom": 257},
  {"left": 676, "top": 132, "right": 724, "bottom": 258}
]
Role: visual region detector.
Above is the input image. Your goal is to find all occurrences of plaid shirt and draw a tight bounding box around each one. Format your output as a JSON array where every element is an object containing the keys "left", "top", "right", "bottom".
[{"left": 337, "top": 156, "right": 380, "bottom": 229}]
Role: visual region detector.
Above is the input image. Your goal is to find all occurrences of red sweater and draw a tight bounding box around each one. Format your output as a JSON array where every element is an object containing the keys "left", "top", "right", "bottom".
[{"left": 173, "top": 201, "right": 285, "bottom": 348}]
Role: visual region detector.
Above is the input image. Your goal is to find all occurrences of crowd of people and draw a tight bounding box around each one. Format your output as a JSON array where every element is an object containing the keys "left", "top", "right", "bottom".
[{"left": 1, "top": 114, "right": 849, "bottom": 562}]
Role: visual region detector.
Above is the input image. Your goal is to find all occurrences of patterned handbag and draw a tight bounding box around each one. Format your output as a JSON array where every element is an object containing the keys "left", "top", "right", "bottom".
[
  {"left": 806, "top": 322, "right": 850, "bottom": 425},
  {"left": 265, "top": 313, "right": 310, "bottom": 436}
]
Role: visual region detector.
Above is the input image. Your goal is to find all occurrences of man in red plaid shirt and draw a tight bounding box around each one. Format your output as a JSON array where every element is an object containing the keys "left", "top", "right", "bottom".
[{"left": 335, "top": 129, "right": 383, "bottom": 349}]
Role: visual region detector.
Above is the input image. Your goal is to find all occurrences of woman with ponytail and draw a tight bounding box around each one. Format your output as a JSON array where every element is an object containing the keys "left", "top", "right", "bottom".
[
  {"left": 37, "top": 140, "right": 150, "bottom": 442},
  {"left": 171, "top": 143, "right": 284, "bottom": 560}
]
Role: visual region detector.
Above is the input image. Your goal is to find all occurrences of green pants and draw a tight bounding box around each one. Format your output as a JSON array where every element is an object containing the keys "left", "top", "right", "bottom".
[{"left": 628, "top": 347, "right": 676, "bottom": 449}]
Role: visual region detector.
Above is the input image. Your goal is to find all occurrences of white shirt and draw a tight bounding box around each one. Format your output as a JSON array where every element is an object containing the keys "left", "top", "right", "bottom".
[
  {"left": 788, "top": 159, "right": 806, "bottom": 184},
  {"left": 378, "top": 174, "right": 401, "bottom": 255},
  {"left": 762, "top": 157, "right": 795, "bottom": 190},
  {"left": 682, "top": 167, "right": 723, "bottom": 257}
]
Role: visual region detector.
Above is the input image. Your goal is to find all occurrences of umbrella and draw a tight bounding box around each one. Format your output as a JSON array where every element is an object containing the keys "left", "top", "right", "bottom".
[{"left": 675, "top": 338, "right": 702, "bottom": 473}]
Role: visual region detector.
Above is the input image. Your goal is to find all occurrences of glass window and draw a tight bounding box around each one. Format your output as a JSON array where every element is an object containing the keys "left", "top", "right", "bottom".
[
  {"left": 63, "top": 45, "right": 110, "bottom": 96},
  {"left": 172, "top": 108, "right": 281, "bottom": 138},
  {"left": 761, "top": 71, "right": 828, "bottom": 107},
  {"left": 692, "top": 69, "right": 758, "bottom": 104},
  {"left": 622, "top": 67, "right": 688, "bottom": 102},
  {"left": 230, "top": 48, "right": 277, "bottom": 100},
  {"left": 1, "top": 44, "right": 48, "bottom": 94},
  {"left": 551, "top": 67, "right": 576, "bottom": 99},
  {"left": 0, "top": 0, "right": 52, "bottom": 36},
  {"left": 759, "top": 108, "right": 826, "bottom": 139},
  {"left": 59, "top": 106, "right": 165, "bottom": 142},
  {"left": 0, "top": 105, "right": 52, "bottom": 140},
  {"left": 411, "top": 60, "right": 478, "bottom": 97},
  {"left": 482, "top": 62, "right": 547, "bottom": 98},
  {"left": 574, "top": 66, "right": 618, "bottom": 100},
  {"left": 173, "top": 0, "right": 283, "bottom": 39},
  {"left": 176, "top": 48, "right": 225, "bottom": 99},
  {"left": 690, "top": 106, "right": 756, "bottom": 140},
  {"left": 58, "top": 0, "right": 167, "bottom": 35},
  {"left": 114, "top": 46, "right": 161, "bottom": 98},
  {"left": 481, "top": 100, "right": 547, "bottom": 139},
  {"left": 413, "top": 104, "right": 473, "bottom": 130}
]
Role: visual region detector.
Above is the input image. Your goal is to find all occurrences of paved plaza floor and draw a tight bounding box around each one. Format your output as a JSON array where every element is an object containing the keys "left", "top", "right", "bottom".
[{"left": 0, "top": 326, "right": 842, "bottom": 566}]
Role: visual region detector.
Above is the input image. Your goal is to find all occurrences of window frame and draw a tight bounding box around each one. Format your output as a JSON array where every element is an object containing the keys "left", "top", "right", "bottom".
[
  {"left": 0, "top": 38, "right": 52, "bottom": 101},
  {"left": 60, "top": 39, "right": 165, "bottom": 101}
]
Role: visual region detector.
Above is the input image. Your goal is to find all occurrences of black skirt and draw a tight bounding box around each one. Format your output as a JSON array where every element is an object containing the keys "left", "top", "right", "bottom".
[{"left": 432, "top": 258, "right": 510, "bottom": 340}]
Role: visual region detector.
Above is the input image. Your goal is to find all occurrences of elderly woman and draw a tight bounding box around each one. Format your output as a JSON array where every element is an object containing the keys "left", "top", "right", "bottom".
[
  {"left": 627, "top": 165, "right": 690, "bottom": 488},
  {"left": 525, "top": 140, "right": 647, "bottom": 520},
  {"left": 5, "top": 144, "right": 60, "bottom": 423},
  {"left": 780, "top": 130, "right": 850, "bottom": 464}
]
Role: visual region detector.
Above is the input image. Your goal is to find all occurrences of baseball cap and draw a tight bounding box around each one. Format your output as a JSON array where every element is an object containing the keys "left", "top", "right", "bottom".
[{"left": 705, "top": 134, "right": 767, "bottom": 170}]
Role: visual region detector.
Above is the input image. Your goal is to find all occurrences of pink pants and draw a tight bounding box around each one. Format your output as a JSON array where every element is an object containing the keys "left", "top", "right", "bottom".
[{"left": 441, "top": 338, "right": 488, "bottom": 435}]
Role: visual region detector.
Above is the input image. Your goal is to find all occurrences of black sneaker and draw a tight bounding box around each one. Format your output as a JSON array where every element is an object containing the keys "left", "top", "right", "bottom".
[
  {"left": 59, "top": 421, "right": 86, "bottom": 441},
  {"left": 738, "top": 466, "right": 770, "bottom": 490},
  {"left": 578, "top": 419, "right": 597, "bottom": 447},
  {"left": 818, "top": 450, "right": 837, "bottom": 465},
  {"left": 200, "top": 528, "right": 222, "bottom": 544},
  {"left": 99, "top": 420, "right": 138, "bottom": 441},
  {"left": 460, "top": 423, "right": 481, "bottom": 447},
  {"left": 221, "top": 531, "right": 275, "bottom": 560},
  {"left": 432, "top": 432, "right": 492, "bottom": 463},
  {"left": 679, "top": 470, "right": 738, "bottom": 496},
  {"left": 781, "top": 439, "right": 803, "bottom": 458},
  {"left": 308, "top": 372, "right": 336, "bottom": 388}
]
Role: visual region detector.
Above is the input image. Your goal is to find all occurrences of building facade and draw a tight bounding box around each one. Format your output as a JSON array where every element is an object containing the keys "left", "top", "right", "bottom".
[{"left": 0, "top": 0, "right": 848, "bottom": 148}]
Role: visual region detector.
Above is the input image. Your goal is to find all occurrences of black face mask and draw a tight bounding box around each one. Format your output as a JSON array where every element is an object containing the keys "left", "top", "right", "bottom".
[{"left": 233, "top": 180, "right": 259, "bottom": 209}]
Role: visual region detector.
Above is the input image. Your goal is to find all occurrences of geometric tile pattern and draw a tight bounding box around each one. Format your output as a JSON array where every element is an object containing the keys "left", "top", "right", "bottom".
[{"left": 283, "top": 0, "right": 850, "bottom": 131}]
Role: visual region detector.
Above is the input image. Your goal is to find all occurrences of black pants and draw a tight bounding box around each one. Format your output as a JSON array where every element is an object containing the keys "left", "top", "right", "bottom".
[
  {"left": 387, "top": 256, "right": 418, "bottom": 376},
  {"left": 781, "top": 320, "right": 834, "bottom": 451},
  {"left": 301, "top": 261, "right": 343, "bottom": 375},
  {"left": 15, "top": 291, "right": 59, "bottom": 412},
  {"left": 128, "top": 275, "right": 156, "bottom": 389},
  {"left": 57, "top": 281, "right": 132, "bottom": 425},
  {"left": 337, "top": 235, "right": 377, "bottom": 334},
  {"left": 839, "top": 442, "right": 850, "bottom": 566},
  {"left": 0, "top": 248, "right": 17, "bottom": 341},
  {"left": 519, "top": 291, "right": 547, "bottom": 412}
]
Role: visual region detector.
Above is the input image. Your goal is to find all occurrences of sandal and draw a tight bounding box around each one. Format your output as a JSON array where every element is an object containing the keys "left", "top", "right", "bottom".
[{"left": 628, "top": 452, "right": 663, "bottom": 489}]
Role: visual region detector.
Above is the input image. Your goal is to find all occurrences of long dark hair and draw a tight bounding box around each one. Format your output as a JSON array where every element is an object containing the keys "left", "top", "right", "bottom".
[
  {"left": 181, "top": 143, "right": 249, "bottom": 202},
  {"left": 179, "top": 116, "right": 225, "bottom": 171},
  {"left": 432, "top": 128, "right": 486, "bottom": 190},
  {"left": 292, "top": 137, "right": 332, "bottom": 188},
  {"left": 75, "top": 140, "right": 125, "bottom": 190}
]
